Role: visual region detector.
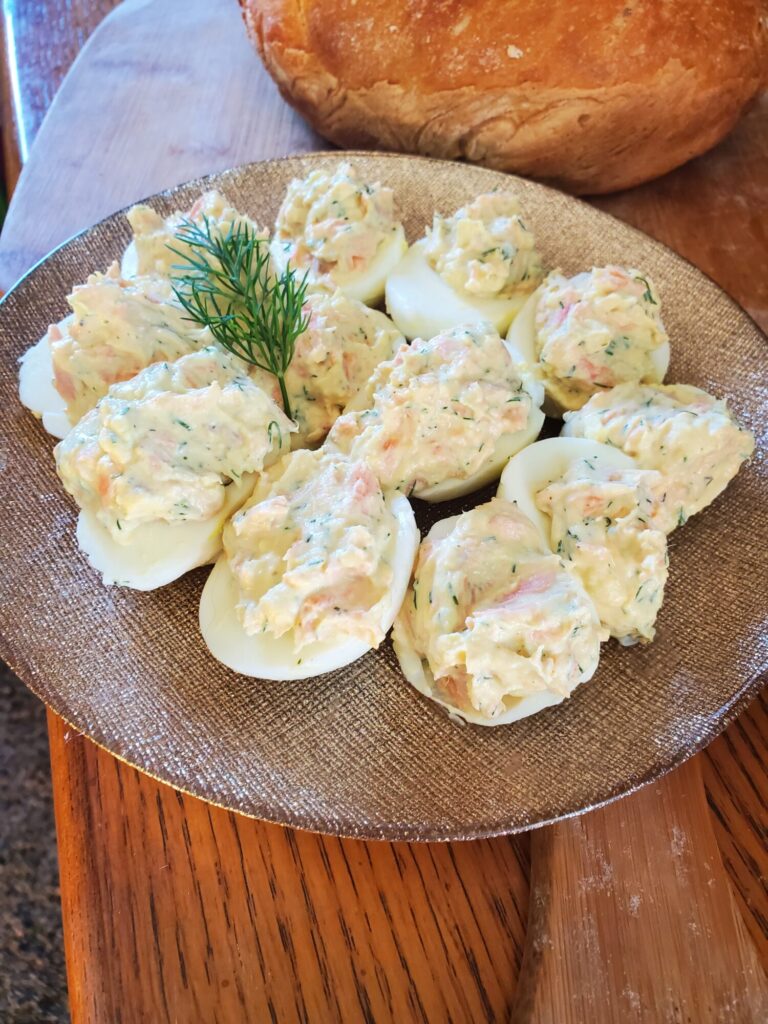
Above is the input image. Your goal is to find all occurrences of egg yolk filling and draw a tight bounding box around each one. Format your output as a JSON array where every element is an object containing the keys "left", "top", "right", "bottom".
[
  {"left": 126, "top": 189, "right": 267, "bottom": 278},
  {"left": 394, "top": 498, "right": 606, "bottom": 721},
  {"left": 224, "top": 450, "right": 397, "bottom": 651},
  {"left": 425, "top": 191, "right": 542, "bottom": 299},
  {"left": 327, "top": 323, "right": 535, "bottom": 494},
  {"left": 562, "top": 382, "right": 756, "bottom": 532},
  {"left": 274, "top": 162, "right": 400, "bottom": 282},
  {"left": 536, "top": 460, "right": 669, "bottom": 643},
  {"left": 250, "top": 290, "right": 403, "bottom": 447},
  {"left": 534, "top": 266, "right": 667, "bottom": 410},
  {"left": 55, "top": 347, "right": 293, "bottom": 541},
  {"left": 49, "top": 263, "right": 209, "bottom": 426}
]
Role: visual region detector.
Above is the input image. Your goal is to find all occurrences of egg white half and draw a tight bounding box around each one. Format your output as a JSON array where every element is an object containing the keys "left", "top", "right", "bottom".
[
  {"left": 76, "top": 474, "right": 256, "bottom": 591},
  {"left": 385, "top": 239, "right": 531, "bottom": 341},
  {"left": 392, "top": 516, "right": 565, "bottom": 726},
  {"left": 506, "top": 287, "right": 671, "bottom": 416},
  {"left": 120, "top": 240, "right": 138, "bottom": 278},
  {"left": 199, "top": 491, "right": 419, "bottom": 680},
  {"left": 18, "top": 330, "right": 72, "bottom": 439},
  {"left": 497, "top": 436, "right": 636, "bottom": 547},
  {"left": 504, "top": 287, "right": 540, "bottom": 366},
  {"left": 270, "top": 226, "right": 407, "bottom": 307}
]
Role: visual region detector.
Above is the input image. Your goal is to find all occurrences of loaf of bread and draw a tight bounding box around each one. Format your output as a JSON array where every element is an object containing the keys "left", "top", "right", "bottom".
[{"left": 240, "top": 0, "right": 766, "bottom": 194}]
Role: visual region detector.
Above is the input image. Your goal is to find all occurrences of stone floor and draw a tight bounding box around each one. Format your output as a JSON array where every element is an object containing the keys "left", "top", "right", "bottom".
[{"left": 0, "top": 662, "right": 68, "bottom": 1022}]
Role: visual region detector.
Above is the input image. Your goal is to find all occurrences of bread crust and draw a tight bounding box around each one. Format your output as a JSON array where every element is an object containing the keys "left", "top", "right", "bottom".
[{"left": 240, "top": 0, "right": 766, "bottom": 194}]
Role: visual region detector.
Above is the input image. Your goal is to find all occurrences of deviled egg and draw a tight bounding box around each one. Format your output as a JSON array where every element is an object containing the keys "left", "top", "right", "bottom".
[
  {"left": 270, "top": 162, "right": 407, "bottom": 305},
  {"left": 507, "top": 266, "right": 670, "bottom": 415},
  {"left": 499, "top": 438, "right": 668, "bottom": 644},
  {"left": 122, "top": 189, "right": 266, "bottom": 279},
  {"left": 385, "top": 191, "right": 543, "bottom": 340},
  {"left": 326, "top": 322, "right": 545, "bottom": 501},
  {"left": 199, "top": 449, "right": 419, "bottom": 680},
  {"left": 562, "top": 382, "right": 756, "bottom": 532},
  {"left": 250, "top": 289, "right": 404, "bottom": 448},
  {"left": 19, "top": 263, "right": 209, "bottom": 438},
  {"left": 393, "top": 498, "right": 606, "bottom": 726},
  {"left": 55, "top": 347, "right": 293, "bottom": 590}
]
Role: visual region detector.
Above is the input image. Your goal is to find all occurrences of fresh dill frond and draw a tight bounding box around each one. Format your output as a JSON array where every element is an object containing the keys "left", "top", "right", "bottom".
[{"left": 168, "top": 215, "right": 310, "bottom": 420}]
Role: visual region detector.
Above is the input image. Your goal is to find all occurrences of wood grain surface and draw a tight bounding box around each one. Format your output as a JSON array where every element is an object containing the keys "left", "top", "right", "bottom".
[
  {"left": 0, "top": 0, "right": 765, "bottom": 1021},
  {"left": 0, "top": 0, "right": 322, "bottom": 292},
  {"left": 0, "top": 0, "right": 120, "bottom": 192},
  {"left": 516, "top": 757, "right": 766, "bottom": 1023},
  {"left": 50, "top": 712, "right": 531, "bottom": 1023},
  {"left": 702, "top": 695, "right": 768, "bottom": 964}
]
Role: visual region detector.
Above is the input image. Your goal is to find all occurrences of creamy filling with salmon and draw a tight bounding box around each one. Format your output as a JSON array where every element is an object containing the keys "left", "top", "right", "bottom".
[
  {"left": 250, "top": 290, "right": 403, "bottom": 447},
  {"left": 49, "top": 263, "right": 209, "bottom": 426},
  {"left": 224, "top": 450, "right": 398, "bottom": 650},
  {"left": 536, "top": 460, "right": 668, "bottom": 642},
  {"left": 125, "top": 190, "right": 267, "bottom": 277},
  {"left": 535, "top": 266, "right": 668, "bottom": 409},
  {"left": 562, "top": 382, "right": 755, "bottom": 532},
  {"left": 425, "top": 191, "right": 542, "bottom": 299},
  {"left": 55, "top": 347, "right": 292, "bottom": 540},
  {"left": 394, "top": 499, "right": 606, "bottom": 720},
  {"left": 327, "top": 323, "right": 535, "bottom": 494},
  {"left": 273, "top": 162, "right": 401, "bottom": 282}
]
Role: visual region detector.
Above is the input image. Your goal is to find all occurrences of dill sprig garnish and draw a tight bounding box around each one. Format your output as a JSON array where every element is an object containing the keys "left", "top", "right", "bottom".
[{"left": 168, "top": 215, "right": 310, "bottom": 420}]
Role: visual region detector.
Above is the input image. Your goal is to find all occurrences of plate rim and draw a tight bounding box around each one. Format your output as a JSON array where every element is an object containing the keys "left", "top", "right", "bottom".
[{"left": 5, "top": 647, "right": 764, "bottom": 843}]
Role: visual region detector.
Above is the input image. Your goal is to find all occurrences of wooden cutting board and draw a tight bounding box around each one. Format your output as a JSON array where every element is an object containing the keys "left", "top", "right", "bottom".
[{"left": 0, "top": 1, "right": 765, "bottom": 1019}]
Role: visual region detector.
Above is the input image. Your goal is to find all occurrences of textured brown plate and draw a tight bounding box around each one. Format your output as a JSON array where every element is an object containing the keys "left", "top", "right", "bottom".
[{"left": 0, "top": 153, "right": 766, "bottom": 841}]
